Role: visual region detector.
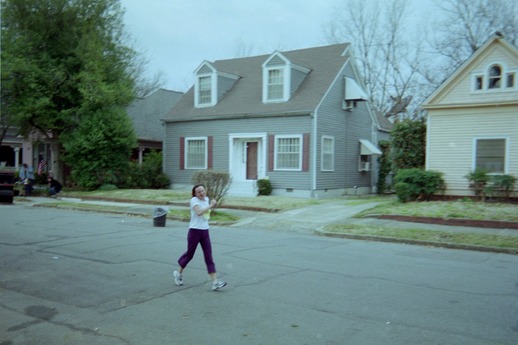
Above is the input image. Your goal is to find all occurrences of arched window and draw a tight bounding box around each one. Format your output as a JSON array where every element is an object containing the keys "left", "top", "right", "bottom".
[{"left": 488, "top": 65, "right": 502, "bottom": 89}]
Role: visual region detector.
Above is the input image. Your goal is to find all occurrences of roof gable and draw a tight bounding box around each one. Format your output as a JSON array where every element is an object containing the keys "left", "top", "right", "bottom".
[
  {"left": 423, "top": 34, "right": 518, "bottom": 109},
  {"left": 195, "top": 61, "right": 216, "bottom": 74}
]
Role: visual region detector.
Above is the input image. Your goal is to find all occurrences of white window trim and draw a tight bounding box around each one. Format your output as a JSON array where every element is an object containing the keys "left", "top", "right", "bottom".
[
  {"left": 194, "top": 73, "right": 217, "bottom": 107},
  {"left": 321, "top": 135, "right": 334, "bottom": 172},
  {"left": 472, "top": 74, "right": 484, "bottom": 92},
  {"left": 185, "top": 136, "right": 208, "bottom": 169},
  {"left": 472, "top": 137, "right": 508, "bottom": 174},
  {"left": 472, "top": 61, "right": 517, "bottom": 93},
  {"left": 274, "top": 134, "right": 303, "bottom": 171},
  {"left": 505, "top": 71, "right": 515, "bottom": 88},
  {"left": 263, "top": 66, "right": 290, "bottom": 103},
  {"left": 488, "top": 64, "right": 503, "bottom": 90}
]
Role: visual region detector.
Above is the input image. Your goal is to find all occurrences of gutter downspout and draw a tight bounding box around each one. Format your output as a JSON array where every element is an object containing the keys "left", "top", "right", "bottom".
[{"left": 311, "top": 110, "right": 317, "bottom": 198}]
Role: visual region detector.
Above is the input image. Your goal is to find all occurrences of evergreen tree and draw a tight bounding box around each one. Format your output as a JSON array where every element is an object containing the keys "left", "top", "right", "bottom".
[{"left": 390, "top": 118, "right": 426, "bottom": 173}]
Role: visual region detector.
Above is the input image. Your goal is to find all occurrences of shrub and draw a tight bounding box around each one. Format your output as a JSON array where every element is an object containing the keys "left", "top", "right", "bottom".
[
  {"left": 394, "top": 168, "right": 445, "bottom": 203},
  {"left": 376, "top": 140, "right": 391, "bottom": 194},
  {"left": 153, "top": 173, "right": 171, "bottom": 189},
  {"left": 98, "top": 184, "right": 118, "bottom": 191},
  {"left": 34, "top": 172, "right": 48, "bottom": 185},
  {"left": 465, "top": 169, "right": 490, "bottom": 201},
  {"left": 140, "top": 151, "right": 170, "bottom": 189},
  {"left": 394, "top": 181, "right": 416, "bottom": 203},
  {"left": 256, "top": 178, "right": 272, "bottom": 196},
  {"left": 117, "top": 151, "right": 170, "bottom": 189},
  {"left": 486, "top": 174, "right": 517, "bottom": 199},
  {"left": 192, "top": 171, "right": 232, "bottom": 208}
]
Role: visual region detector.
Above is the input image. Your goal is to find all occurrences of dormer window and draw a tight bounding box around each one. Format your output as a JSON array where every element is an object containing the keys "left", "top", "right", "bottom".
[
  {"left": 194, "top": 62, "right": 219, "bottom": 108},
  {"left": 194, "top": 73, "right": 216, "bottom": 107},
  {"left": 263, "top": 65, "right": 289, "bottom": 103},
  {"left": 198, "top": 76, "right": 212, "bottom": 104},
  {"left": 262, "top": 51, "right": 310, "bottom": 104},
  {"left": 267, "top": 69, "right": 284, "bottom": 100},
  {"left": 488, "top": 64, "right": 502, "bottom": 89}
]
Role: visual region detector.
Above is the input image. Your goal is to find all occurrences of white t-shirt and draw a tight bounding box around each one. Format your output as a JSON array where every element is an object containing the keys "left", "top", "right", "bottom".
[{"left": 189, "top": 196, "right": 210, "bottom": 230}]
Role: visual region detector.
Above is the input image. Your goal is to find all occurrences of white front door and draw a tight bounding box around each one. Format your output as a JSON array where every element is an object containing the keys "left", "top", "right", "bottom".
[{"left": 228, "top": 133, "right": 267, "bottom": 197}]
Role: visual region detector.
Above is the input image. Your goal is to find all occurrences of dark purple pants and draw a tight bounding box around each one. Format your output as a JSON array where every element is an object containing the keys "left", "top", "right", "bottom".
[{"left": 178, "top": 228, "right": 216, "bottom": 274}]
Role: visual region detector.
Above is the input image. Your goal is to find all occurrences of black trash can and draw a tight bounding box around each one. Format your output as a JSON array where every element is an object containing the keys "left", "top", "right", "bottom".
[{"left": 153, "top": 207, "right": 168, "bottom": 227}]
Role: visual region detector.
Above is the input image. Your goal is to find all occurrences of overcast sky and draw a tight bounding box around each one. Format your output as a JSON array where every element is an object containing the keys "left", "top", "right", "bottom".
[{"left": 120, "top": 0, "right": 434, "bottom": 93}]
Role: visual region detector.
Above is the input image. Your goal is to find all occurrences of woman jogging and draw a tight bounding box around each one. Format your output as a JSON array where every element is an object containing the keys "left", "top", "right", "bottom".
[{"left": 174, "top": 184, "right": 226, "bottom": 291}]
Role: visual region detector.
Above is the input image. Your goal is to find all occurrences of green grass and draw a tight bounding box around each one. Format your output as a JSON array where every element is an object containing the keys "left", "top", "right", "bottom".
[
  {"left": 354, "top": 199, "right": 518, "bottom": 222},
  {"left": 62, "top": 190, "right": 518, "bottom": 221},
  {"left": 63, "top": 189, "right": 190, "bottom": 202},
  {"left": 63, "top": 189, "right": 330, "bottom": 211},
  {"left": 323, "top": 223, "right": 518, "bottom": 250}
]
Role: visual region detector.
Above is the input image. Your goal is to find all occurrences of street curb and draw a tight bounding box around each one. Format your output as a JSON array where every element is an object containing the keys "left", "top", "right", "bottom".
[{"left": 315, "top": 230, "right": 518, "bottom": 255}]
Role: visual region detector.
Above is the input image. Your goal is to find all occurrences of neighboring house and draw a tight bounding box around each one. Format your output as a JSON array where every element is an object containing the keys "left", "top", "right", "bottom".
[
  {"left": 127, "top": 88, "right": 183, "bottom": 163},
  {"left": 422, "top": 33, "right": 518, "bottom": 197},
  {"left": 163, "top": 44, "right": 385, "bottom": 198},
  {"left": 0, "top": 88, "right": 182, "bottom": 175},
  {"left": 0, "top": 127, "right": 24, "bottom": 170},
  {"left": 374, "top": 111, "right": 393, "bottom": 143},
  {"left": 0, "top": 127, "right": 50, "bottom": 173}
]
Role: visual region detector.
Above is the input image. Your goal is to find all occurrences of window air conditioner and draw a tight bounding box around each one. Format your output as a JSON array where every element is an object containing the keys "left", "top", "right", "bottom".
[{"left": 360, "top": 162, "right": 370, "bottom": 171}]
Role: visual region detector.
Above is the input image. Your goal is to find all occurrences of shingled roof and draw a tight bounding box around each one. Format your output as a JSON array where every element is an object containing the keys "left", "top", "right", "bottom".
[
  {"left": 128, "top": 88, "right": 183, "bottom": 140},
  {"left": 164, "top": 43, "right": 350, "bottom": 122}
]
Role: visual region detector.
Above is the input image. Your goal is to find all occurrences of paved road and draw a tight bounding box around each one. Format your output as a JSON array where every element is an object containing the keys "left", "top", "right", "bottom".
[{"left": 1, "top": 202, "right": 518, "bottom": 345}]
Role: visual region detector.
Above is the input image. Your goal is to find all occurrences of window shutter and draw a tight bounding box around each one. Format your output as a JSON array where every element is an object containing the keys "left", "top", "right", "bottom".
[
  {"left": 268, "top": 135, "right": 274, "bottom": 171},
  {"left": 208, "top": 136, "right": 213, "bottom": 169},
  {"left": 302, "top": 133, "right": 310, "bottom": 172},
  {"left": 179, "top": 137, "right": 185, "bottom": 170}
]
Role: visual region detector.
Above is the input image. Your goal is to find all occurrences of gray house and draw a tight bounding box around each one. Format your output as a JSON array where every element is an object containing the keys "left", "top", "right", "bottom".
[
  {"left": 127, "top": 88, "right": 183, "bottom": 163},
  {"left": 163, "top": 44, "right": 386, "bottom": 198}
]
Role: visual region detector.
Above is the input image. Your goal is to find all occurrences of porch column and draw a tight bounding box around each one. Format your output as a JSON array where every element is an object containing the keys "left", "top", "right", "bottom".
[
  {"left": 14, "top": 146, "right": 20, "bottom": 169},
  {"left": 138, "top": 148, "right": 144, "bottom": 165}
]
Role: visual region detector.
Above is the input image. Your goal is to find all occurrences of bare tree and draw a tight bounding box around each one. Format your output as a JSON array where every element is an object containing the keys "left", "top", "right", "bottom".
[
  {"left": 426, "top": 0, "right": 518, "bottom": 86},
  {"left": 324, "top": 0, "right": 427, "bottom": 119}
]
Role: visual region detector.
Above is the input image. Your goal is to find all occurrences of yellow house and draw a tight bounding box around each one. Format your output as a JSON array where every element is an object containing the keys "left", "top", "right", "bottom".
[{"left": 422, "top": 33, "right": 518, "bottom": 197}]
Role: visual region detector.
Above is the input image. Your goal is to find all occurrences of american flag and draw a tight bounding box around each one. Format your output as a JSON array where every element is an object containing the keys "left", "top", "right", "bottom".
[{"left": 38, "top": 159, "right": 47, "bottom": 175}]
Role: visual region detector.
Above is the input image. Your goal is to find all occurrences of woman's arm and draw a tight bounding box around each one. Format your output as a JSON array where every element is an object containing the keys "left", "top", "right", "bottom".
[{"left": 193, "top": 199, "right": 217, "bottom": 216}]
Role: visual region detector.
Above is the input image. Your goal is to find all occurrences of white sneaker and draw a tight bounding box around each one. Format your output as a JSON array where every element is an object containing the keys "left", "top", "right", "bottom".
[
  {"left": 212, "top": 279, "right": 226, "bottom": 291},
  {"left": 173, "top": 271, "right": 183, "bottom": 286}
]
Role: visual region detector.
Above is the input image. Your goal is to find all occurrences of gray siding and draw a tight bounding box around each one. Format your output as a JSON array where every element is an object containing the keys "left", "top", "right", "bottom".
[
  {"left": 315, "top": 64, "right": 373, "bottom": 191},
  {"left": 290, "top": 68, "right": 307, "bottom": 98},
  {"left": 164, "top": 115, "right": 312, "bottom": 190}
]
